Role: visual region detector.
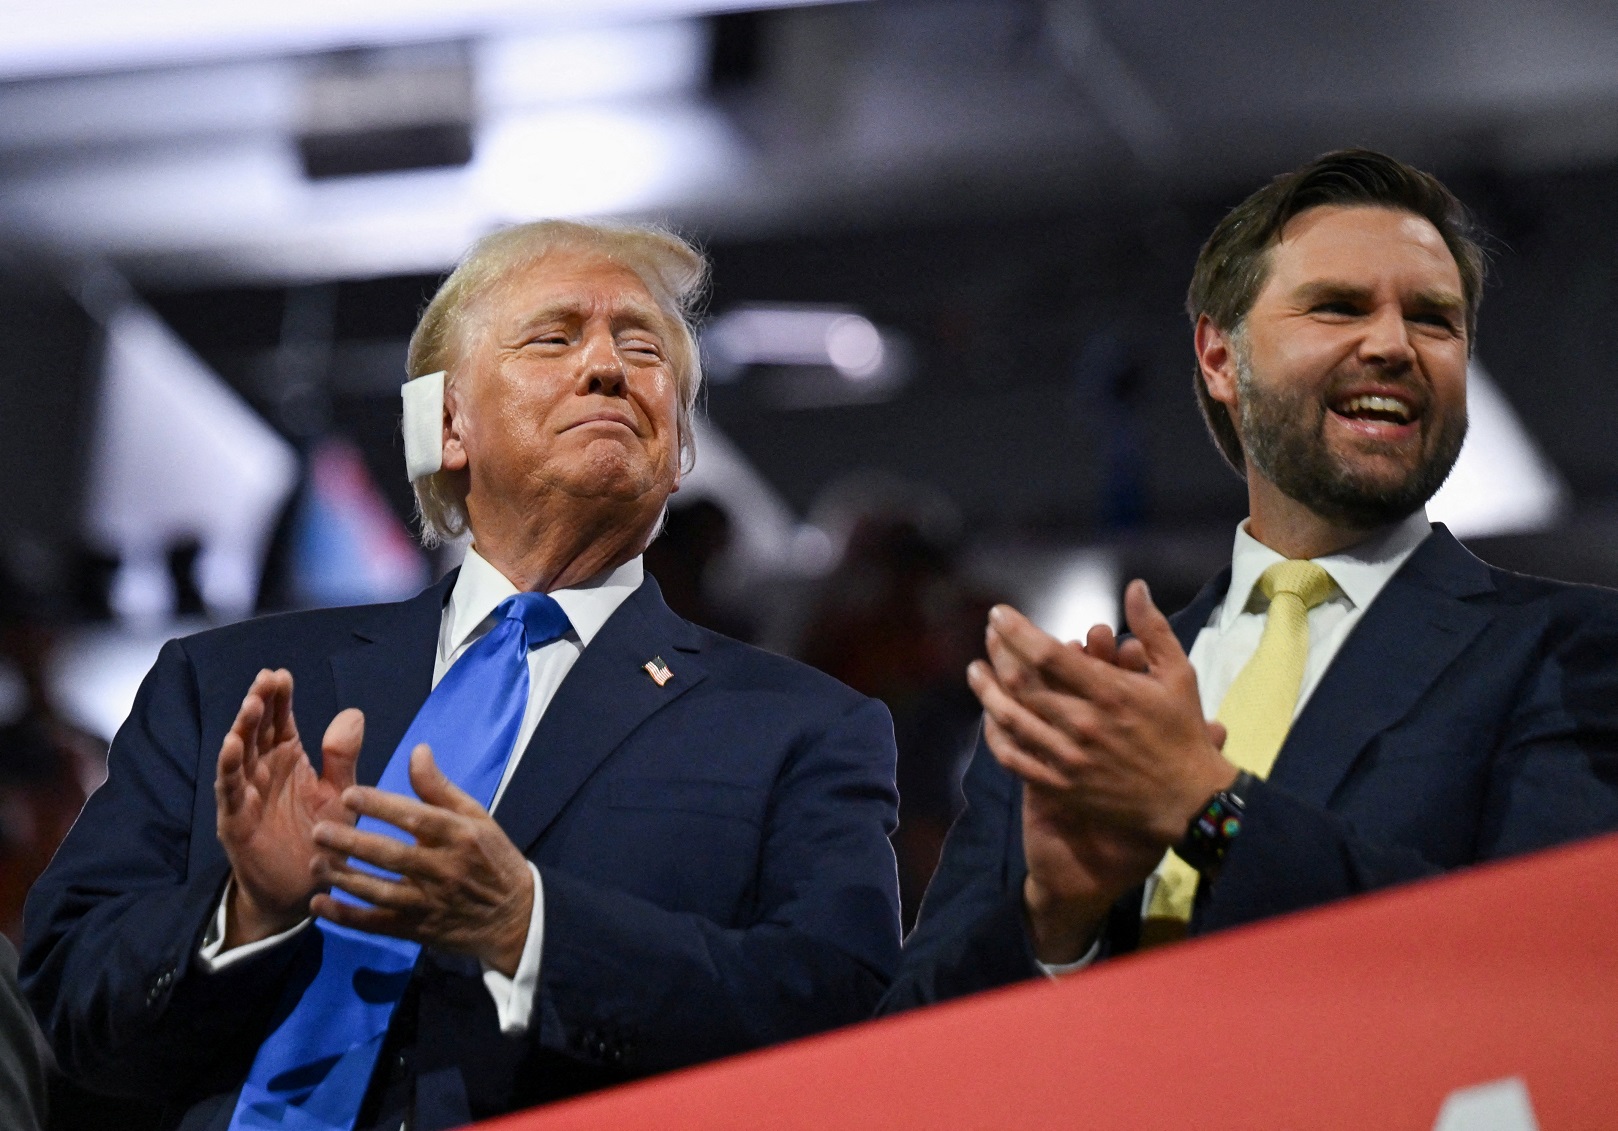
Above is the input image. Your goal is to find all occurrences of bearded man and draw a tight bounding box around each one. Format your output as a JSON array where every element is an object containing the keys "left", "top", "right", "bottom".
[{"left": 883, "top": 149, "right": 1618, "bottom": 1007}]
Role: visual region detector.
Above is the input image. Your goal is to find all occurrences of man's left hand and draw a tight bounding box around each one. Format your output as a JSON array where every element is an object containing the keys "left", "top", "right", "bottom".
[
  {"left": 310, "top": 746, "right": 533, "bottom": 976},
  {"left": 971, "top": 579, "right": 1238, "bottom": 846}
]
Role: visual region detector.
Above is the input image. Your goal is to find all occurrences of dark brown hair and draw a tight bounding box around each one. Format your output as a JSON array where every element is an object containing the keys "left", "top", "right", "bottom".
[{"left": 1186, "top": 148, "right": 1487, "bottom": 473}]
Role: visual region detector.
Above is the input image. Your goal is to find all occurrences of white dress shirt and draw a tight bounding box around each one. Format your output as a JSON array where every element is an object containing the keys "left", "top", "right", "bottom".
[
  {"left": 1044, "top": 509, "right": 1432, "bottom": 975},
  {"left": 199, "top": 548, "right": 643, "bottom": 1036}
]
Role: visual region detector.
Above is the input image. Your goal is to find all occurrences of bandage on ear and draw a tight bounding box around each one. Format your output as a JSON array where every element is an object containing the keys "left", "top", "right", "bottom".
[{"left": 401, "top": 371, "right": 446, "bottom": 480}]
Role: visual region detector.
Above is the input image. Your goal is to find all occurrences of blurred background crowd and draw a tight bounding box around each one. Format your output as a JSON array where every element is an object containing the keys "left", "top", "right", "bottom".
[{"left": 4, "top": 0, "right": 1618, "bottom": 936}]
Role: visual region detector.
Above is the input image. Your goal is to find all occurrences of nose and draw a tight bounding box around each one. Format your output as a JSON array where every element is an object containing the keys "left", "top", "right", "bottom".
[
  {"left": 1359, "top": 303, "right": 1414, "bottom": 370},
  {"left": 577, "top": 325, "right": 628, "bottom": 396}
]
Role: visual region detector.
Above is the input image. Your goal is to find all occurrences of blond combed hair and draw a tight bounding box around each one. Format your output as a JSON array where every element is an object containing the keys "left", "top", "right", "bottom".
[{"left": 407, "top": 219, "right": 709, "bottom": 546}]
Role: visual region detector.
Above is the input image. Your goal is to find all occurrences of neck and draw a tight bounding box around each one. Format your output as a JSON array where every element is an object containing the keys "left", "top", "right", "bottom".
[
  {"left": 468, "top": 495, "right": 659, "bottom": 593},
  {"left": 1243, "top": 473, "right": 1375, "bottom": 560}
]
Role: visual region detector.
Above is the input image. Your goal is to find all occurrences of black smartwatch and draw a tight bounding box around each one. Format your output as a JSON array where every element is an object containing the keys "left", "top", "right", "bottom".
[{"left": 1172, "top": 770, "right": 1258, "bottom": 876}]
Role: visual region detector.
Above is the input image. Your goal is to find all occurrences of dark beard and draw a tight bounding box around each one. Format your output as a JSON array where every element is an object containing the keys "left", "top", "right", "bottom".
[{"left": 1236, "top": 356, "right": 1467, "bottom": 531}]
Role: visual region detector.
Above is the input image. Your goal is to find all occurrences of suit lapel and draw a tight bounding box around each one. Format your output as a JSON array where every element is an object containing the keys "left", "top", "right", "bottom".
[
  {"left": 1268, "top": 525, "right": 1496, "bottom": 806},
  {"left": 1170, "top": 567, "right": 1232, "bottom": 654},
  {"left": 329, "top": 573, "right": 453, "bottom": 787},
  {"left": 493, "top": 575, "right": 710, "bottom": 852}
]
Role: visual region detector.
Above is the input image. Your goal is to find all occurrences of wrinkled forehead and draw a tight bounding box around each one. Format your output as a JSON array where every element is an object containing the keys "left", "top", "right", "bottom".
[
  {"left": 453, "top": 246, "right": 679, "bottom": 362},
  {"left": 1263, "top": 204, "right": 1462, "bottom": 294}
]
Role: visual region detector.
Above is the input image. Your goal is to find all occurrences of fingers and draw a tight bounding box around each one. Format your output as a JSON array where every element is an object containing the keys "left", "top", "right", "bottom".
[
  {"left": 267, "top": 669, "right": 296, "bottom": 744},
  {"left": 981, "top": 715, "right": 1070, "bottom": 792},
  {"left": 312, "top": 852, "right": 425, "bottom": 912},
  {"left": 253, "top": 671, "right": 279, "bottom": 755},
  {"left": 407, "top": 746, "right": 486, "bottom": 819},
  {"left": 1083, "top": 624, "right": 1118, "bottom": 666},
  {"left": 320, "top": 708, "right": 365, "bottom": 792},
  {"left": 215, "top": 731, "right": 247, "bottom": 812},
  {"left": 309, "top": 892, "right": 405, "bottom": 937},
  {"left": 313, "top": 821, "right": 422, "bottom": 876},
  {"left": 339, "top": 778, "right": 476, "bottom": 845},
  {"left": 967, "top": 660, "right": 1089, "bottom": 790},
  {"left": 218, "top": 674, "right": 273, "bottom": 805},
  {"left": 1121, "top": 580, "right": 1187, "bottom": 673},
  {"left": 1207, "top": 720, "right": 1228, "bottom": 752},
  {"left": 1116, "top": 637, "right": 1149, "bottom": 673},
  {"left": 986, "top": 605, "right": 1098, "bottom": 697}
]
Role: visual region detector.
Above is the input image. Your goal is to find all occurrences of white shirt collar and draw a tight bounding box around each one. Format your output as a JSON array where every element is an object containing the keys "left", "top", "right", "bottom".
[
  {"left": 441, "top": 546, "right": 644, "bottom": 663},
  {"left": 1219, "top": 508, "right": 1432, "bottom": 631}
]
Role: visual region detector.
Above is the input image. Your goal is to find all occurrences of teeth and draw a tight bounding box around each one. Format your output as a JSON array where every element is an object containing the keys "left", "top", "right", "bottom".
[{"left": 1339, "top": 394, "right": 1412, "bottom": 422}]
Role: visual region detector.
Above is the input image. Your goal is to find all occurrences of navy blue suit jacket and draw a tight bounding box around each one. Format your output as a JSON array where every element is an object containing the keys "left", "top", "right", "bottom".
[
  {"left": 23, "top": 574, "right": 901, "bottom": 1129},
  {"left": 881, "top": 526, "right": 1618, "bottom": 1010}
]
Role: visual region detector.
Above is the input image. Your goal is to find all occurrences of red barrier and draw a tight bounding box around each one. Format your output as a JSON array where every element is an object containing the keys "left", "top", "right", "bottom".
[{"left": 480, "top": 833, "right": 1618, "bottom": 1131}]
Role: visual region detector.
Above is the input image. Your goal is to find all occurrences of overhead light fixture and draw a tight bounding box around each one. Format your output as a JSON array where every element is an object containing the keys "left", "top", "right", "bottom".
[
  {"left": 296, "top": 42, "right": 475, "bottom": 179},
  {"left": 703, "top": 304, "right": 910, "bottom": 407}
]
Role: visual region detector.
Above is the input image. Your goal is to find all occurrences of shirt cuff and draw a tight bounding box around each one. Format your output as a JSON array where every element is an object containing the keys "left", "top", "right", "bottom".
[
  {"left": 196, "top": 878, "right": 311, "bottom": 972},
  {"left": 480, "top": 862, "right": 544, "bottom": 1036},
  {"left": 1036, "top": 933, "right": 1103, "bottom": 979}
]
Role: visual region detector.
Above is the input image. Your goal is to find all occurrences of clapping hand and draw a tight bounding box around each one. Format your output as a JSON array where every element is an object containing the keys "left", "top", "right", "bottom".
[
  {"left": 310, "top": 746, "right": 535, "bottom": 977},
  {"left": 215, "top": 669, "right": 365, "bottom": 947},
  {"left": 965, "top": 581, "right": 1235, "bottom": 961}
]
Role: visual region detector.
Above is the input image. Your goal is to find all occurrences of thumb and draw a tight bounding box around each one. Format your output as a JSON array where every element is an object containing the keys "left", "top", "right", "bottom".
[
  {"left": 408, "top": 744, "right": 484, "bottom": 817},
  {"left": 1122, "top": 579, "right": 1187, "bottom": 673},
  {"left": 1207, "top": 720, "right": 1228, "bottom": 752},
  {"left": 320, "top": 708, "right": 365, "bottom": 791}
]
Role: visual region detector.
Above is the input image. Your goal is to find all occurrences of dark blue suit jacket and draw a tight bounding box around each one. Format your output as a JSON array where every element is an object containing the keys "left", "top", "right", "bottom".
[
  {"left": 881, "top": 526, "right": 1618, "bottom": 1010},
  {"left": 23, "top": 574, "right": 901, "bottom": 1129}
]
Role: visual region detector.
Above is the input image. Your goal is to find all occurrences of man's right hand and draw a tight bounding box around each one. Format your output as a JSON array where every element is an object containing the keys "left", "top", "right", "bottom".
[
  {"left": 214, "top": 669, "right": 364, "bottom": 948},
  {"left": 995, "top": 624, "right": 1164, "bottom": 963},
  {"left": 970, "top": 618, "right": 1228, "bottom": 964}
]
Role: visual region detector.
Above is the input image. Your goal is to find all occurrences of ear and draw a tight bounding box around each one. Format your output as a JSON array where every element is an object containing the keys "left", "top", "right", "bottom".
[
  {"left": 1194, "top": 315, "right": 1240, "bottom": 411},
  {"left": 441, "top": 375, "right": 468, "bottom": 473}
]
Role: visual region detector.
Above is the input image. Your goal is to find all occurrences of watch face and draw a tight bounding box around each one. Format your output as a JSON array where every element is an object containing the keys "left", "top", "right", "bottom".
[{"left": 1176, "top": 787, "right": 1247, "bottom": 875}]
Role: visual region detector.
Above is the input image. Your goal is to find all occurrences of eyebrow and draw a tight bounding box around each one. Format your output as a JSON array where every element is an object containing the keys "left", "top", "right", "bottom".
[
  {"left": 513, "top": 296, "right": 672, "bottom": 338},
  {"left": 1292, "top": 280, "right": 1466, "bottom": 316}
]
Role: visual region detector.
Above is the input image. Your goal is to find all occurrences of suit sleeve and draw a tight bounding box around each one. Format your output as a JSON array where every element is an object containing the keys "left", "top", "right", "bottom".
[
  {"left": 527, "top": 695, "right": 902, "bottom": 1073},
  {"left": 0, "top": 937, "right": 46, "bottom": 1131},
  {"left": 20, "top": 640, "right": 303, "bottom": 1101},
  {"left": 1202, "top": 607, "right": 1618, "bottom": 934},
  {"left": 875, "top": 730, "right": 1046, "bottom": 1014}
]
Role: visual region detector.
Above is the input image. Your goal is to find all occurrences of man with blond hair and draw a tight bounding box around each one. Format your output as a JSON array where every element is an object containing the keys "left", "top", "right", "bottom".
[{"left": 25, "top": 220, "right": 901, "bottom": 1130}]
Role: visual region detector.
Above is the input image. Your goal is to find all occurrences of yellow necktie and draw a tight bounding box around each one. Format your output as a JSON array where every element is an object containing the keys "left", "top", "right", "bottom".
[{"left": 1141, "top": 559, "right": 1335, "bottom": 943}]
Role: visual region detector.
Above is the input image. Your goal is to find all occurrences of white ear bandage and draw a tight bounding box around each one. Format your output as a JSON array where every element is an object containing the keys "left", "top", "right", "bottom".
[{"left": 401, "top": 371, "right": 446, "bottom": 480}]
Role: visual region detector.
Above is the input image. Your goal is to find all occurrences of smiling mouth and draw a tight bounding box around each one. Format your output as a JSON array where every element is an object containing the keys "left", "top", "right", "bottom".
[
  {"left": 567, "top": 415, "right": 638, "bottom": 434},
  {"left": 1330, "top": 392, "right": 1418, "bottom": 427}
]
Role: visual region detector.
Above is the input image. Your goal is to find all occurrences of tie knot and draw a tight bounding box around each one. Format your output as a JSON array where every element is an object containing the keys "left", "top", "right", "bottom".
[
  {"left": 500, "top": 592, "right": 573, "bottom": 650},
  {"left": 1257, "top": 559, "right": 1335, "bottom": 611}
]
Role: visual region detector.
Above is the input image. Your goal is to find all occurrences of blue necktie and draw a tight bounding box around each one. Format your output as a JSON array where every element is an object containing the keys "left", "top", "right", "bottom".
[{"left": 229, "top": 592, "right": 572, "bottom": 1131}]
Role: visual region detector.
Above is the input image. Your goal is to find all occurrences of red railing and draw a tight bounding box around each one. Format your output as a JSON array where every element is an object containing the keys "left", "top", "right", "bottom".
[{"left": 479, "top": 832, "right": 1618, "bottom": 1131}]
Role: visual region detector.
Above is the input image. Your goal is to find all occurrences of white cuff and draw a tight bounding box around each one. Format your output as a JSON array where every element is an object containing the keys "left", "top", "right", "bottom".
[
  {"left": 196, "top": 879, "right": 311, "bottom": 972},
  {"left": 1036, "top": 932, "right": 1102, "bottom": 979},
  {"left": 480, "top": 863, "right": 544, "bottom": 1036}
]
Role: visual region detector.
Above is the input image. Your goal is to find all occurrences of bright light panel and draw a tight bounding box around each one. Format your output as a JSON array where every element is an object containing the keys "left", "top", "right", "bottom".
[
  {"left": 0, "top": 0, "right": 850, "bottom": 80},
  {"left": 1029, "top": 550, "right": 1120, "bottom": 641},
  {"left": 1427, "top": 360, "right": 1566, "bottom": 538}
]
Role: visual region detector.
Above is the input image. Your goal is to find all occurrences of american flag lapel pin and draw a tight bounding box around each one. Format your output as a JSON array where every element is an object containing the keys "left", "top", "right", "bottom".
[{"left": 642, "top": 655, "right": 673, "bottom": 687}]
